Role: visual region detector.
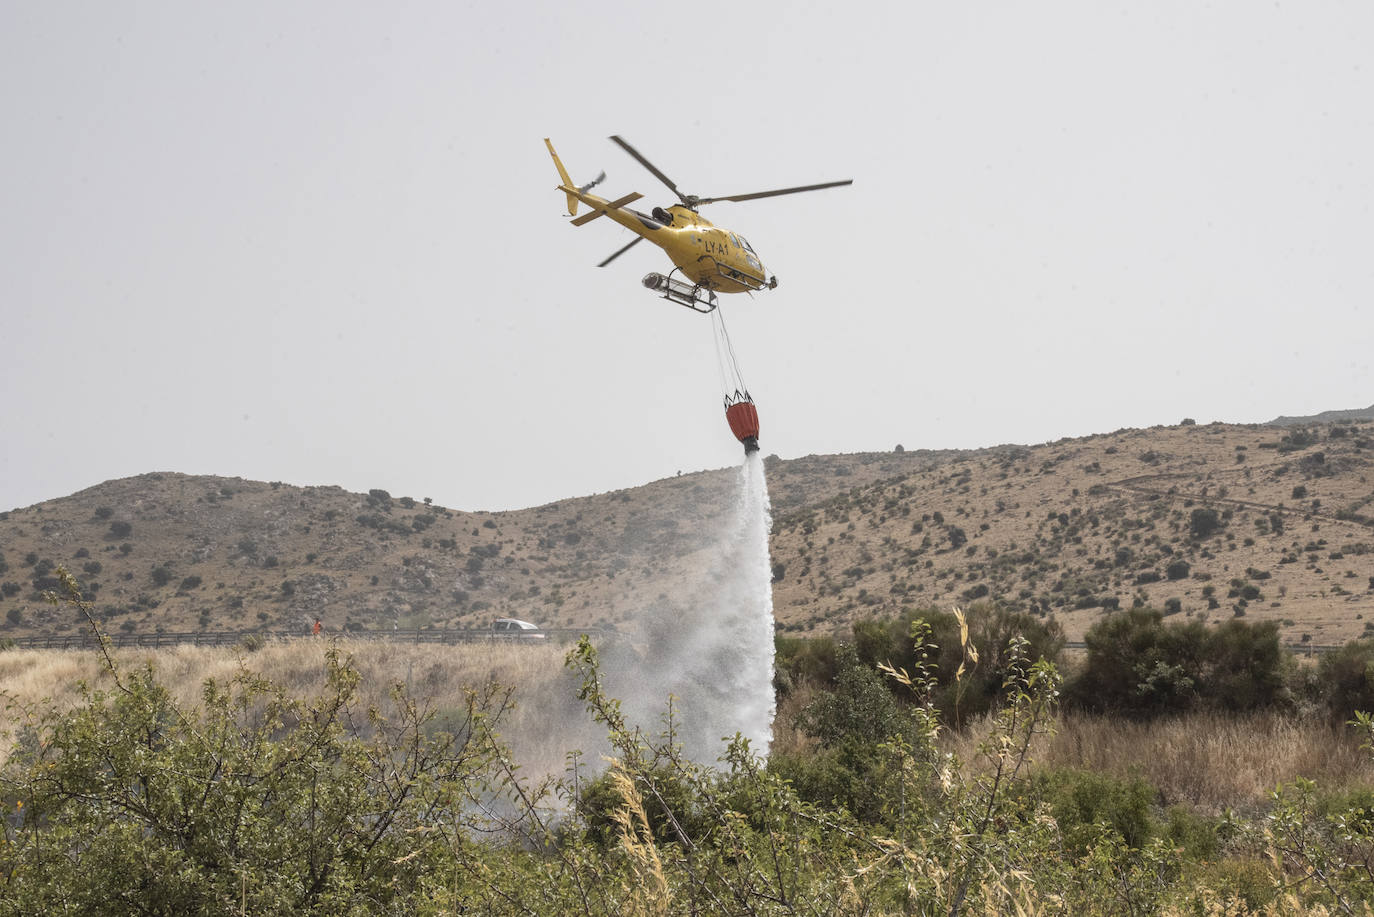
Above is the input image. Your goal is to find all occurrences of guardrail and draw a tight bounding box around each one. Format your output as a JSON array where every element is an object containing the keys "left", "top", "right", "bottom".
[
  {"left": 1061, "top": 639, "right": 1340, "bottom": 656},
  {"left": 7, "top": 627, "right": 620, "bottom": 651}
]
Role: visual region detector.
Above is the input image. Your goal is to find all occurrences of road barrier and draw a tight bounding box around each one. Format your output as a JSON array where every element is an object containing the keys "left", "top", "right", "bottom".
[
  {"left": 9, "top": 627, "right": 619, "bottom": 651},
  {"left": 1061, "top": 639, "right": 1339, "bottom": 656}
]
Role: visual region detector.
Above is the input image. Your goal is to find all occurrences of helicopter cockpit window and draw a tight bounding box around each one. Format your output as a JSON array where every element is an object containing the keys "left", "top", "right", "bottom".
[{"left": 736, "top": 234, "right": 762, "bottom": 271}]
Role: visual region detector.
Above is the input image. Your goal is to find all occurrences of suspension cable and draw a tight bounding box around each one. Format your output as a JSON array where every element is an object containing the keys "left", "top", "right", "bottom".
[{"left": 710, "top": 305, "right": 750, "bottom": 404}]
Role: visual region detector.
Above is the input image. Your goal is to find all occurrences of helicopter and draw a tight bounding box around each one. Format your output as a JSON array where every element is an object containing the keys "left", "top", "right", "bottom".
[{"left": 545, "top": 136, "right": 851, "bottom": 313}]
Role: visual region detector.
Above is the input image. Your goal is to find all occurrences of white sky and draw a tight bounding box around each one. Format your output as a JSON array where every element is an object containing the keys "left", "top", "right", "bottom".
[{"left": 3, "top": 2, "right": 1372, "bottom": 513}]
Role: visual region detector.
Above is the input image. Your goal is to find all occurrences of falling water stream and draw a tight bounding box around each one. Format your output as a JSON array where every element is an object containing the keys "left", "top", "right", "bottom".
[{"left": 603, "top": 453, "right": 776, "bottom": 765}]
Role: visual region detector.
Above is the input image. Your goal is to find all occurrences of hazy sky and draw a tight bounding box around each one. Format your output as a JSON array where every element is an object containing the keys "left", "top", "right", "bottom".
[{"left": 4, "top": 2, "right": 1372, "bottom": 513}]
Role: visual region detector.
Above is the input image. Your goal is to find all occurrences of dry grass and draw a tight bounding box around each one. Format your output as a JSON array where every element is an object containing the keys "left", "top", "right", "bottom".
[
  {"left": 0, "top": 639, "right": 597, "bottom": 775},
  {"left": 944, "top": 710, "right": 1374, "bottom": 813},
  {"left": 769, "top": 678, "right": 821, "bottom": 758}
]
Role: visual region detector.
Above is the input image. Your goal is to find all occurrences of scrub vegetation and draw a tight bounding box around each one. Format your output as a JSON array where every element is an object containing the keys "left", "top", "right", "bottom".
[{"left": 6, "top": 575, "right": 1374, "bottom": 914}]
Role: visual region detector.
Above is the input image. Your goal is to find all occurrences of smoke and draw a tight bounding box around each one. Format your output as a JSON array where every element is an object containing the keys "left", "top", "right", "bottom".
[{"left": 600, "top": 453, "right": 776, "bottom": 765}]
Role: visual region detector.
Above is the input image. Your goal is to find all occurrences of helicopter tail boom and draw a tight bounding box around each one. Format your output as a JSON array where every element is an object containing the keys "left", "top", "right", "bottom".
[{"left": 543, "top": 138, "right": 581, "bottom": 217}]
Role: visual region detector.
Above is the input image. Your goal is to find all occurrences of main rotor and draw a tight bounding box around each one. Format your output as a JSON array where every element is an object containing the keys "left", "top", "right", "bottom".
[{"left": 608, "top": 135, "right": 852, "bottom": 213}]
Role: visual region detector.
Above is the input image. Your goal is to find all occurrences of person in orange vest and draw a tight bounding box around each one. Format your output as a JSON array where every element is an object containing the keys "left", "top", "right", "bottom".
[{"left": 312, "top": 617, "right": 322, "bottom": 636}]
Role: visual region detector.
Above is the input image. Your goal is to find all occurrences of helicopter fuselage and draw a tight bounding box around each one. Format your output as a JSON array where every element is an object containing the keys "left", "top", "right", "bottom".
[{"left": 597, "top": 202, "right": 771, "bottom": 294}]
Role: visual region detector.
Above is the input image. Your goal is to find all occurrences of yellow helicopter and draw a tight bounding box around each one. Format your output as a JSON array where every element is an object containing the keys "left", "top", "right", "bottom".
[{"left": 545, "top": 136, "right": 851, "bottom": 313}]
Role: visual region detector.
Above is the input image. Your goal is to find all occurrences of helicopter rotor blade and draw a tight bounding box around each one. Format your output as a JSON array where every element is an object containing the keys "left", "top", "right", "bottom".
[
  {"left": 696, "top": 179, "right": 854, "bottom": 205},
  {"left": 597, "top": 235, "right": 644, "bottom": 268},
  {"left": 577, "top": 170, "right": 606, "bottom": 194},
  {"left": 609, "top": 135, "right": 689, "bottom": 206}
]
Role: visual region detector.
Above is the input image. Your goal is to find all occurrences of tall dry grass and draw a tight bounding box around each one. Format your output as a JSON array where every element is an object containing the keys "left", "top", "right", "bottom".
[
  {"left": 944, "top": 710, "right": 1374, "bottom": 813},
  {"left": 0, "top": 639, "right": 600, "bottom": 775}
]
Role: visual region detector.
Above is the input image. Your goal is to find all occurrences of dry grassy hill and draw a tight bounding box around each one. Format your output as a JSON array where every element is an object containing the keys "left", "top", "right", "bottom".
[
  {"left": 769, "top": 421, "right": 1374, "bottom": 644},
  {"left": 2, "top": 421, "right": 1373, "bottom": 645},
  {"left": 0, "top": 447, "right": 953, "bottom": 638}
]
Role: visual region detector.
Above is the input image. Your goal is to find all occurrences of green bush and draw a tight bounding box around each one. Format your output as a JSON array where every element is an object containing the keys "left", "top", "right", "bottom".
[
  {"left": 850, "top": 605, "right": 1063, "bottom": 724},
  {"left": 798, "top": 644, "right": 903, "bottom": 749},
  {"left": 1163, "top": 804, "right": 1220, "bottom": 860},
  {"left": 773, "top": 633, "right": 838, "bottom": 693},
  {"left": 1036, "top": 768, "right": 1156, "bottom": 852},
  {"left": 1065, "top": 609, "right": 1288, "bottom": 717},
  {"left": 1315, "top": 639, "right": 1374, "bottom": 721}
]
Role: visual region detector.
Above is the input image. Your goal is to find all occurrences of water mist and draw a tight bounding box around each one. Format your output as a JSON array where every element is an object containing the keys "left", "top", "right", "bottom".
[{"left": 602, "top": 452, "right": 776, "bottom": 765}]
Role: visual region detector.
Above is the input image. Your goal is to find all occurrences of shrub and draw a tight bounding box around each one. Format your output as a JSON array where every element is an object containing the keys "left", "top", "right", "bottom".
[
  {"left": 150, "top": 566, "right": 172, "bottom": 587},
  {"left": 0, "top": 635, "right": 496, "bottom": 913},
  {"left": 774, "top": 634, "right": 839, "bottom": 693},
  {"left": 108, "top": 521, "right": 132, "bottom": 538},
  {"left": 850, "top": 605, "right": 1063, "bottom": 724},
  {"left": 1037, "top": 768, "right": 1156, "bottom": 852},
  {"left": 1065, "top": 609, "right": 1287, "bottom": 717},
  {"left": 1315, "top": 639, "right": 1374, "bottom": 721},
  {"left": 1190, "top": 508, "right": 1222, "bottom": 538},
  {"left": 799, "top": 644, "right": 903, "bottom": 750},
  {"left": 1165, "top": 559, "right": 1191, "bottom": 581}
]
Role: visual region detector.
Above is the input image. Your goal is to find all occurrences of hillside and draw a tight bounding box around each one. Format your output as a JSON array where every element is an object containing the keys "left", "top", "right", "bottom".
[
  {"left": 769, "top": 421, "right": 1374, "bottom": 644},
  {"left": 0, "top": 447, "right": 955, "bottom": 639},
  {"left": 1268, "top": 403, "right": 1374, "bottom": 426},
  {"left": 3, "top": 421, "right": 1373, "bottom": 645}
]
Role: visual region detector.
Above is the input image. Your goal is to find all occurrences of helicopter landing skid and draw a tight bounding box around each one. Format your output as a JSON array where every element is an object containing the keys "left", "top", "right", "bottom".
[{"left": 641, "top": 271, "right": 718, "bottom": 314}]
